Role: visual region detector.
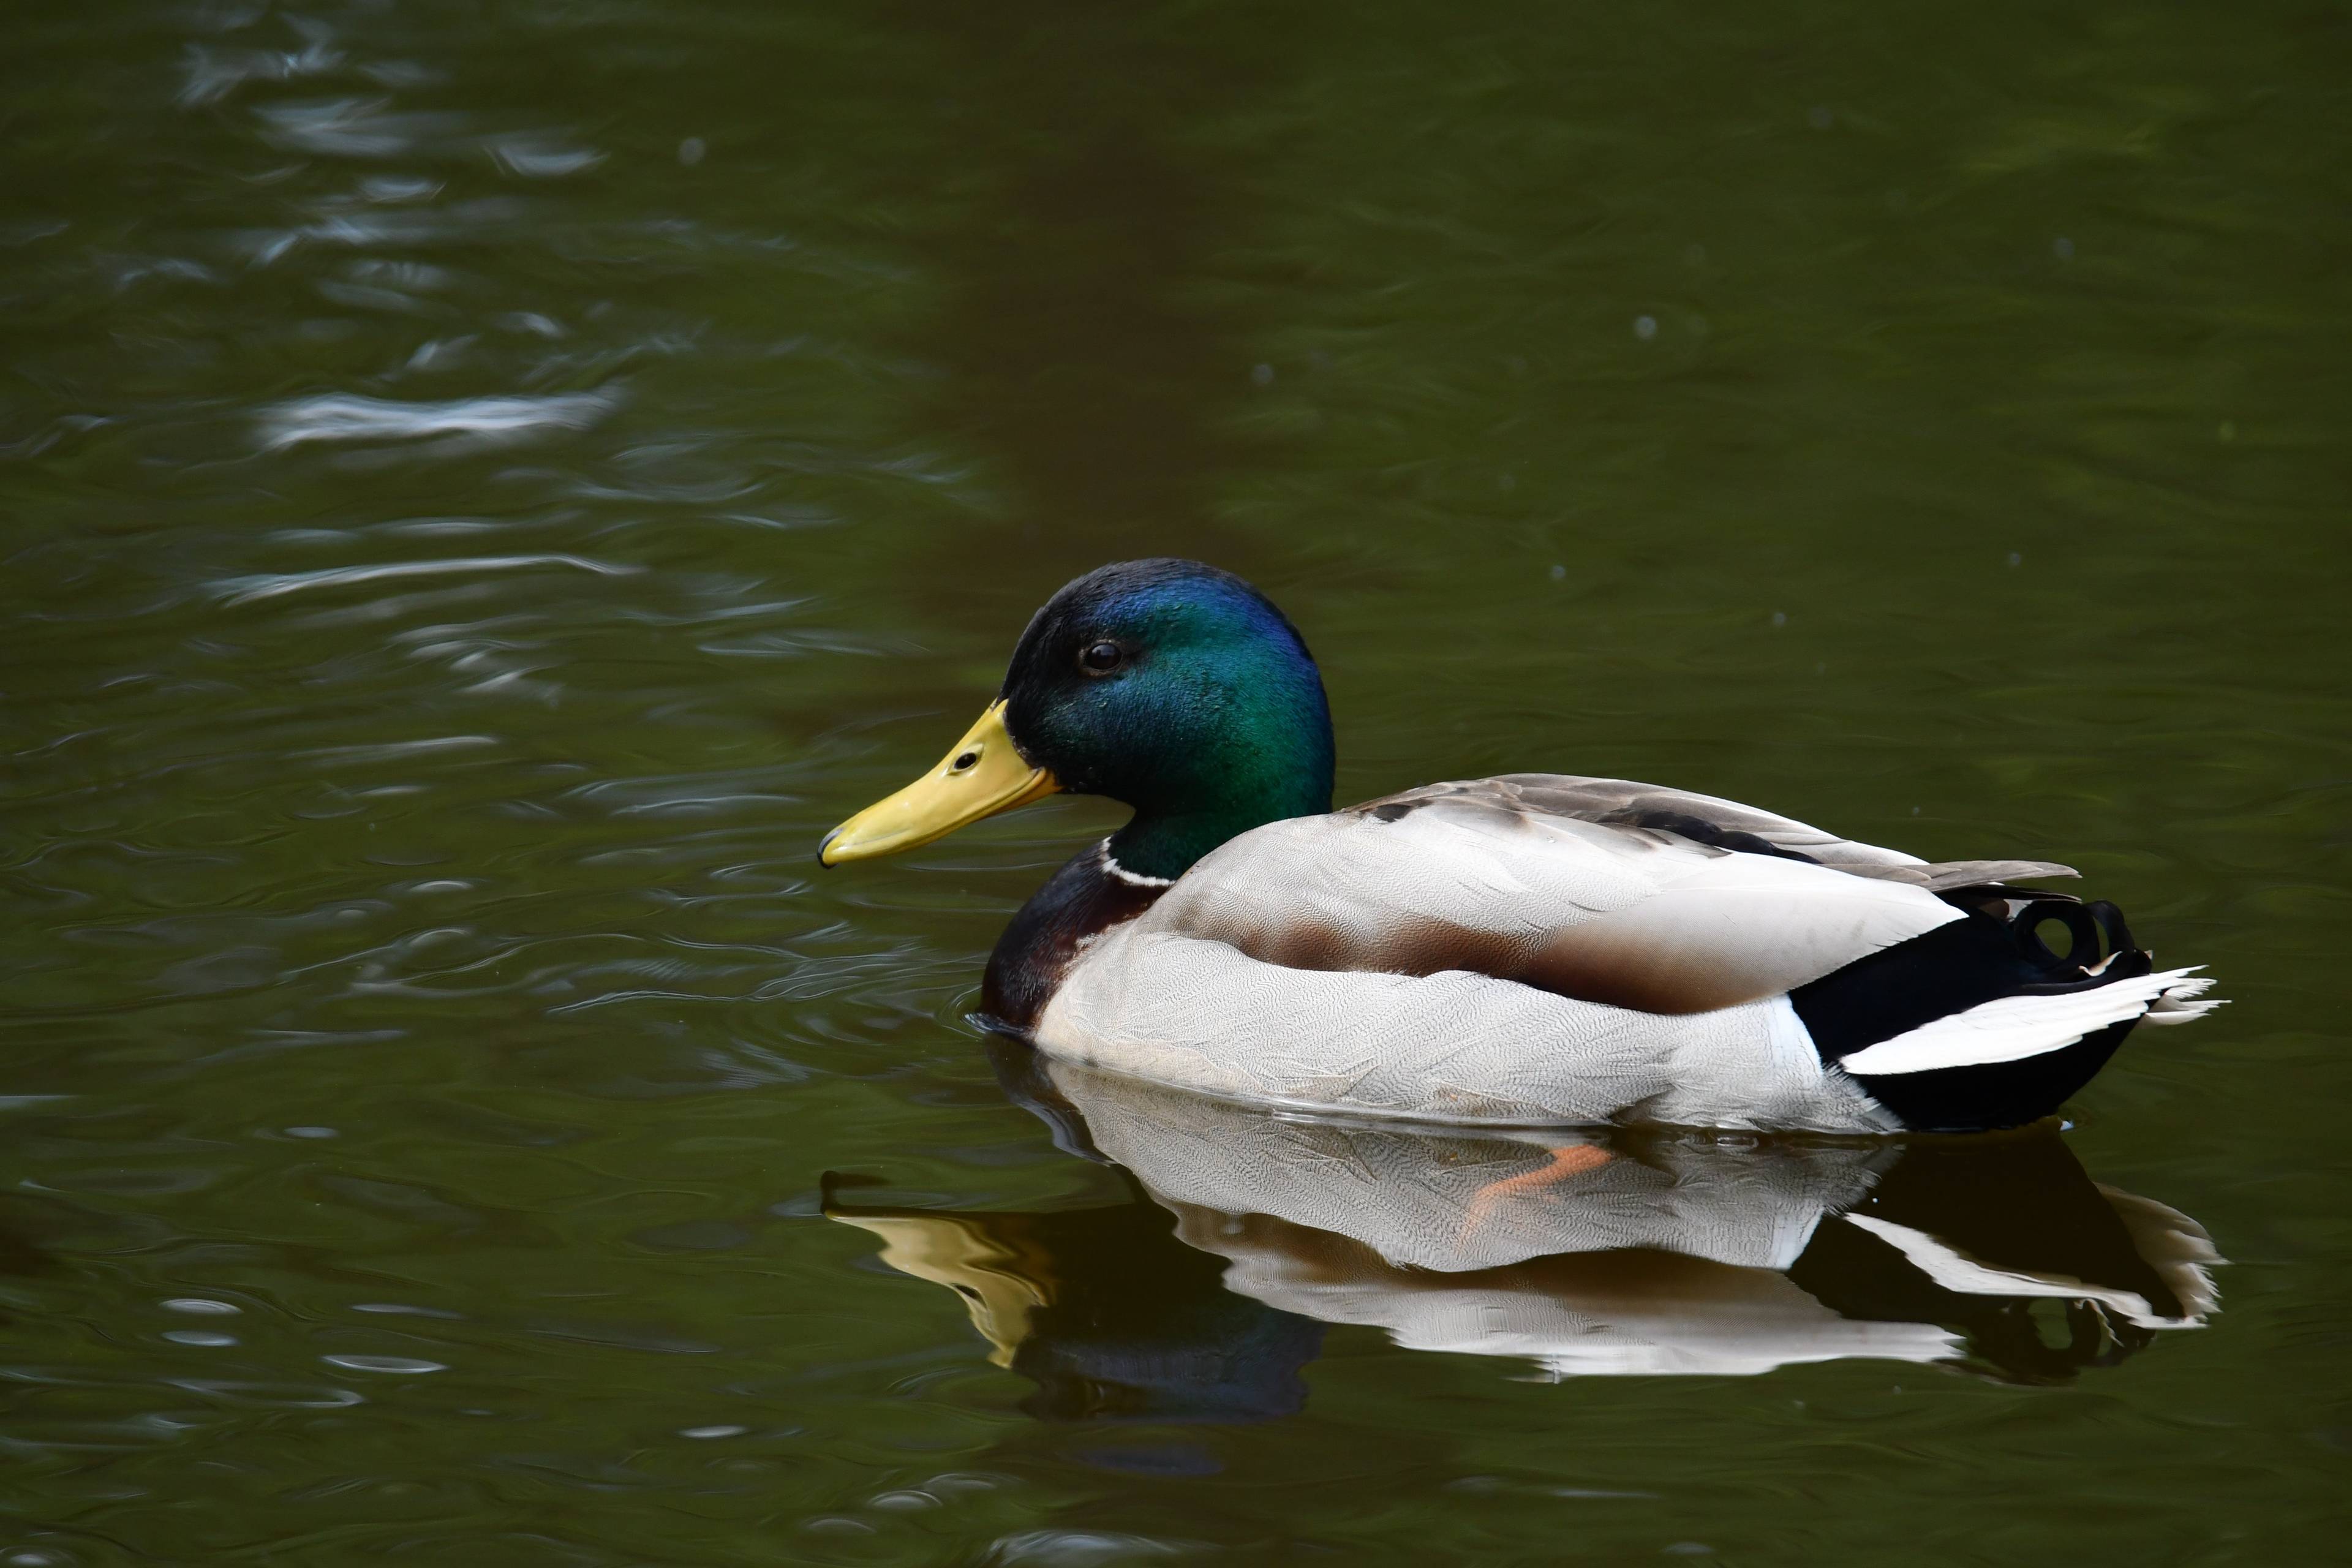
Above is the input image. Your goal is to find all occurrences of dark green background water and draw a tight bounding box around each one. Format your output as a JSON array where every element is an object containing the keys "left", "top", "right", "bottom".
[{"left": 4, "top": 2, "right": 2346, "bottom": 1562}]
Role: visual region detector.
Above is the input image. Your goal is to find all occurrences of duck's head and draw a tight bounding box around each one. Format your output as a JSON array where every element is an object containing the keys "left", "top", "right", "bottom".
[{"left": 819, "top": 559, "right": 1335, "bottom": 881}]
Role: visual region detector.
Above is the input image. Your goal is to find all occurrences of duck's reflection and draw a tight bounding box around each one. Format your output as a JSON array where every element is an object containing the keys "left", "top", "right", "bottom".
[
  {"left": 827, "top": 1172, "right": 1324, "bottom": 1423},
  {"left": 828, "top": 1055, "right": 2217, "bottom": 1418}
]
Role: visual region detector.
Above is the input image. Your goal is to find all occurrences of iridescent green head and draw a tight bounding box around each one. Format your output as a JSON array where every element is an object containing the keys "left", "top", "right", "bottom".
[
  {"left": 819, "top": 559, "right": 1335, "bottom": 881},
  {"left": 998, "top": 559, "right": 1336, "bottom": 878}
]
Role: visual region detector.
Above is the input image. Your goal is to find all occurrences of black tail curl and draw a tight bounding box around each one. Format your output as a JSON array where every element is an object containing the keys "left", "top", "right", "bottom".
[{"left": 1790, "top": 885, "right": 2156, "bottom": 1133}]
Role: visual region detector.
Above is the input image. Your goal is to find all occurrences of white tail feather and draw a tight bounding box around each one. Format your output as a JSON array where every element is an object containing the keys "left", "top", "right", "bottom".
[
  {"left": 2141, "top": 973, "right": 2225, "bottom": 1026},
  {"left": 1838, "top": 967, "right": 2214, "bottom": 1078}
]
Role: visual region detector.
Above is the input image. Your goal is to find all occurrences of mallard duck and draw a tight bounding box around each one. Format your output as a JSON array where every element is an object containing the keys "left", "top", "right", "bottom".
[{"left": 820, "top": 559, "right": 2218, "bottom": 1133}]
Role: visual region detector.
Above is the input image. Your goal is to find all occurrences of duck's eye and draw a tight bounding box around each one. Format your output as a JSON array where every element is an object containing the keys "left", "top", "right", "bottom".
[{"left": 1079, "top": 639, "right": 1123, "bottom": 675}]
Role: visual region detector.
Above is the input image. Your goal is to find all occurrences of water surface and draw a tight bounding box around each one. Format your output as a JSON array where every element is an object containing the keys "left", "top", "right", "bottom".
[{"left": 4, "top": 2, "right": 2347, "bottom": 1562}]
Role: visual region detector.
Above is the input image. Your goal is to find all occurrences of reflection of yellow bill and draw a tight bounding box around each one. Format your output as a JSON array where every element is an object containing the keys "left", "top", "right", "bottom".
[
  {"left": 818, "top": 699, "right": 1060, "bottom": 865},
  {"left": 823, "top": 1207, "right": 1052, "bottom": 1368}
]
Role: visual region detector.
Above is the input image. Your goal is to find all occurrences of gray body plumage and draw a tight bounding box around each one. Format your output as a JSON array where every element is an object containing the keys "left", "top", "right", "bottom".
[{"left": 1031, "top": 776, "right": 2215, "bottom": 1131}]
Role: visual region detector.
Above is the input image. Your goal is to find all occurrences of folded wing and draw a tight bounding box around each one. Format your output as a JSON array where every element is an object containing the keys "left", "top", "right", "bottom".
[{"left": 1139, "top": 778, "right": 1981, "bottom": 1015}]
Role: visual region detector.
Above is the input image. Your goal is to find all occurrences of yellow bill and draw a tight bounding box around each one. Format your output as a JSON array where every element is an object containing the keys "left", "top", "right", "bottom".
[{"left": 818, "top": 699, "right": 1060, "bottom": 865}]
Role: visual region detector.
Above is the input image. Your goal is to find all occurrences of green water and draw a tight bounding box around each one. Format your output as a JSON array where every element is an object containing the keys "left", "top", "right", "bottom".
[{"left": 4, "top": 1, "right": 2347, "bottom": 1561}]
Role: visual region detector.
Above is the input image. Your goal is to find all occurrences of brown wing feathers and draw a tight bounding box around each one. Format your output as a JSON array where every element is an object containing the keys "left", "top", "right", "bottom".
[
  {"left": 1359, "top": 776, "right": 2076, "bottom": 892},
  {"left": 1142, "top": 781, "right": 1980, "bottom": 1016}
]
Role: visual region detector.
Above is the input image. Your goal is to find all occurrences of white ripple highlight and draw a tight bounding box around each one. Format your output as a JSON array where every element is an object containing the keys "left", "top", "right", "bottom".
[
  {"left": 258, "top": 389, "right": 622, "bottom": 450},
  {"left": 216, "top": 554, "right": 639, "bottom": 605},
  {"left": 322, "top": 1354, "right": 447, "bottom": 1374}
]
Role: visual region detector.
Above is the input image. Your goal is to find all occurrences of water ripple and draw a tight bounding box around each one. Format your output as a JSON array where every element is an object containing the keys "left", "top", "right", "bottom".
[
  {"left": 254, "top": 97, "right": 468, "bottom": 159},
  {"left": 178, "top": 35, "right": 345, "bottom": 109},
  {"left": 256, "top": 390, "right": 623, "bottom": 451},
  {"left": 216, "top": 553, "right": 638, "bottom": 605}
]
